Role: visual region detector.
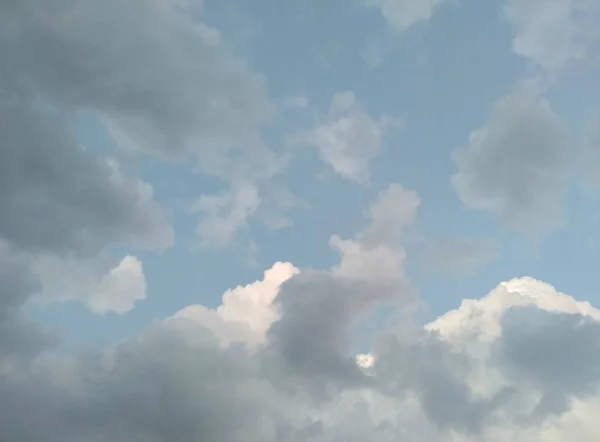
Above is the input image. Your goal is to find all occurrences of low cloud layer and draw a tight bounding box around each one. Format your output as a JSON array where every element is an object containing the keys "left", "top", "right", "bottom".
[{"left": 3, "top": 184, "right": 600, "bottom": 441}]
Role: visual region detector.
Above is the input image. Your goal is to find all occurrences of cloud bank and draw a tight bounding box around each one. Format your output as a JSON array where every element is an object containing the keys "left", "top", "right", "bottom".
[{"left": 2, "top": 183, "right": 600, "bottom": 441}]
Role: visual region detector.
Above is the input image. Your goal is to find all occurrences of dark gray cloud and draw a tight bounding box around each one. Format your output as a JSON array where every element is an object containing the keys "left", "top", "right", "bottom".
[
  {"left": 0, "top": 244, "right": 57, "bottom": 362},
  {"left": 0, "top": 0, "right": 273, "bottom": 164},
  {"left": 373, "top": 329, "right": 513, "bottom": 432},
  {"left": 267, "top": 271, "right": 384, "bottom": 389},
  {"left": 495, "top": 306, "right": 600, "bottom": 421},
  {"left": 265, "top": 184, "right": 418, "bottom": 394},
  {"left": 0, "top": 104, "right": 172, "bottom": 255},
  {"left": 0, "top": 0, "right": 289, "bottom": 248}
]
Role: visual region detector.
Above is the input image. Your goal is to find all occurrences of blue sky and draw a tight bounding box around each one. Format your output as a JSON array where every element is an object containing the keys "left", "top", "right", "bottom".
[{"left": 3, "top": 0, "right": 600, "bottom": 440}]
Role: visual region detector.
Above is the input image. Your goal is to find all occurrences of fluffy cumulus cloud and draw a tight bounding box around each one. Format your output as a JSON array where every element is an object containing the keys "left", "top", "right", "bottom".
[
  {"left": 452, "top": 92, "right": 574, "bottom": 236},
  {"left": 290, "top": 92, "right": 402, "bottom": 183},
  {"left": 173, "top": 261, "right": 300, "bottom": 346}
]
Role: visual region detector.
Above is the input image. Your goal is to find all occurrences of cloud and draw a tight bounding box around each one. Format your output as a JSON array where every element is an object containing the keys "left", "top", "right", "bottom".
[
  {"left": 4, "top": 2, "right": 600, "bottom": 441},
  {"left": 1, "top": 0, "right": 292, "bottom": 249},
  {"left": 428, "top": 276, "right": 600, "bottom": 343},
  {"left": 5, "top": 237, "right": 600, "bottom": 441},
  {"left": 429, "top": 277, "right": 600, "bottom": 424},
  {"left": 0, "top": 103, "right": 167, "bottom": 318},
  {"left": 31, "top": 255, "right": 148, "bottom": 315},
  {"left": 365, "top": 0, "right": 446, "bottom": 32},
  {"left": 191, "top": 184, "right": 262, "bottom": 248},
  {"left": 266, "top": 184, "right": 418, "bottom": 390},
  {"left": 173, "top": 261, "right": 300, "bottom": 346},
  {"left": 503, "top": 0, "right": 598, "bottom": 71},
  {"left": 289, "top": 92, "right": 402, "bottom": 183},
  {"left": 451, "top": 92, "right": 574, "bottom": 236},
  {"left": 0, "top": 105, "right": 173, "bottom": 256},
  {"left": 1, "top": 0, "right": 273, "bottom": 165},
  {"left": 0, "top": 242, "right": 58, "bottom": 363},
  {"left": 0, "top": 176, "right": 596, "bottom": 440}
]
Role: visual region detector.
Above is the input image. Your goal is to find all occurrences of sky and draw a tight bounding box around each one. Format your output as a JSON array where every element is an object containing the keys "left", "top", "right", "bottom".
[{"left": 2, "top": 0, "right": 600, "bottom": 440}]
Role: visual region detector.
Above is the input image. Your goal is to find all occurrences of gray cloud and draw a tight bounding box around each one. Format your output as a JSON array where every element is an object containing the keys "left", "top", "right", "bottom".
[
  {"left": 0, "top": 101, "right": 169, "bottom": 316},
  {"left": 452, "top": 93, "right": 574, "bottom": 236},
  {"left": 0, "top": 0, "right": 273, "bottom": 165},
  {"left": 503, "top": 0, "right": 598, "bottom": 71},
  {"left": 2, "top": 252, "right": 600, "bottom": 441},
  {"left": 0, "top": 243, "right": 57, "bottom": 363},
  {"left": 1, "top": 0, "right": 291, "bottom": 249},
  {"left": 373, "top": 329, "right": 513, "bottom": 432},
  {"left": 0, "top": 104, "right": 172, "bottom": 256},
  {"left": 289, "top": 92, "right": 402, "bottom": 184},
  {"left": 266, "top": 184, "right": 418, "bottom": 394},
  {"left": 496, "top": 306, "right": 600, "bottom": 421}
]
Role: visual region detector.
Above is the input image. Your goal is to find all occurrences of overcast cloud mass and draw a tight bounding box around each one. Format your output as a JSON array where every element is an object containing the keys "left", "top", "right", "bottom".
[{"left": 1, "top": 0, "right": 600, "bottom": 441}]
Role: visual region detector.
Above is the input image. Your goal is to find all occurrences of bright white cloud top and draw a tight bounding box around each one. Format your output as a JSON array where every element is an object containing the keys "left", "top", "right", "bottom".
[{"left": 1, "top": 0, "right": 600, "bottom": 441}]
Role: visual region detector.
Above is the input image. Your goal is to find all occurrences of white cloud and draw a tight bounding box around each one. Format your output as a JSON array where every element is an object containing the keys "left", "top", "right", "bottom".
[
  {"left": 290, "top": 92, "right": 402, "bottom": 183},
  {"left": 452, "top": 92, "right": 574, "bottom": 236},
  {"left": 31, "top": 255, "right": 147, "bottom": 315},
  {"left": 365, "top": 0, "right": 446, "bottom": 32},
  {"left": 173, "top": 261, "right": 299, "bottom": 346},
  {"left": 428, "top": 276, "right": 600, "bottom": 343}
]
